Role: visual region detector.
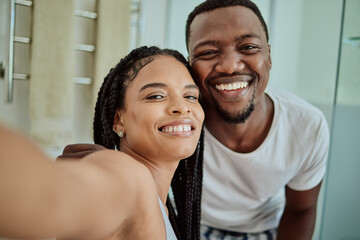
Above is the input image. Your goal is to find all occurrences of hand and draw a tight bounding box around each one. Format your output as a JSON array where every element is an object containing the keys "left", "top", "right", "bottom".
[{"left": 57, "top": 144, "right": 107, "bottom": 160}]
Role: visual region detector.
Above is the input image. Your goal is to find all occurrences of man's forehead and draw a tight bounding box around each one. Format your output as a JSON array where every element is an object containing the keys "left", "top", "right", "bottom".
[
  {"left": 189, "top": 6, "right": 265, "bottom": 44},
  {"left": 191, "top": 6, "right": 259, "bottom": 28}
]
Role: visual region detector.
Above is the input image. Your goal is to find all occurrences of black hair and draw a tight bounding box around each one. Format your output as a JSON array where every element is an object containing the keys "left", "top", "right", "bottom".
[
  {"left": 93, "top": 45, "right": 203, "bottom": 240},
  {"left": 185, "top": 0, "right": 269, "bottom": 50}
]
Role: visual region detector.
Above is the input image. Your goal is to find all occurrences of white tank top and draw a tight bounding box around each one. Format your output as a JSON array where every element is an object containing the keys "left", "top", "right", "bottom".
[{"left": 158, "top": 197, "right": 177, "bottom": 240}]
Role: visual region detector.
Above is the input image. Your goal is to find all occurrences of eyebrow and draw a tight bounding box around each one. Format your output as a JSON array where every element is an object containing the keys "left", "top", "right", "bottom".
[
  {"left": 192, "top": 33, "right": 262, "bottom": 53},
  {"left": 235, "top": 34, "right": 261, "bottom": 42},
  {"left": 193, "top": 40, "right": 219, "bottom": 53},
  {"left": 139, "top": 83, "right": 166, "bottom": 92},
  {"left": 185, "top": 84, "right": 199, "bottom": 90},
  {"left": 139, "top": 83, "right": 199, "bottom": 92}
]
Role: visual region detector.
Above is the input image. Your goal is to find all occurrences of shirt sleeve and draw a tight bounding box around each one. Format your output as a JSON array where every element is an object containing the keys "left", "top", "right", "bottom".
[{"left": 287, "top": 113, "right": 330, "bottom": 191}]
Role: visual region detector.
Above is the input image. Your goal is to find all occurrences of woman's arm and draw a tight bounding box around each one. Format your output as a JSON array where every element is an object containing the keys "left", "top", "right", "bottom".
[{"left": 0, "top": 125, "right": 148, "bottom": 239}]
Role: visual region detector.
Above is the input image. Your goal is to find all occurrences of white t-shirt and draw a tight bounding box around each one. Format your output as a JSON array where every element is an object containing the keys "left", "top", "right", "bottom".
[{"left": 201, "top": 87, "right": 330, "bottom": 233}]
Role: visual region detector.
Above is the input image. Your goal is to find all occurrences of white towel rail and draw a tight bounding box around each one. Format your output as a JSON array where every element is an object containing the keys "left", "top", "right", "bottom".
[
  {"left": 2, "top": 0, "right": 99, "bottom": 103},
  {"left": 2, "top": 0, "right": 142, "bottom": 103}
]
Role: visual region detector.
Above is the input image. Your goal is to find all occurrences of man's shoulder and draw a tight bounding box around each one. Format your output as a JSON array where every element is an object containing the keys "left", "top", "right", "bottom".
[{"left": 266, "top": 86, "right": 324, "bottom": 119}]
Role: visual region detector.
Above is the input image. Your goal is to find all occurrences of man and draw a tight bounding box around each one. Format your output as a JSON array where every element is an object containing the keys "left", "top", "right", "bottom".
[
  {"left": 185, "top": 1, "right": 329, "bottom": 239},
  {"left": 61, "top": 0, "right": 329, "bottom": 239}
]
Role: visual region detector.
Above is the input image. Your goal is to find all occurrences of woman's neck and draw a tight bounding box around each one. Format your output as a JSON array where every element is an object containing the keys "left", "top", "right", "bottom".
[{"left": 120, "top": 144, "right": 178, "bottom": 207}]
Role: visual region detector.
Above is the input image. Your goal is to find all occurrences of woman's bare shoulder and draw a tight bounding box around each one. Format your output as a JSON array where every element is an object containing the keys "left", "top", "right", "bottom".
[
  {"left": 81, "top": 150, "right": 158, "bottom": 203},
  {"left": 82, "top": 150, "right": 163, "bottom": 239},
  {"left": 83, "top": 150, "right": 154, "bottom": 183}
]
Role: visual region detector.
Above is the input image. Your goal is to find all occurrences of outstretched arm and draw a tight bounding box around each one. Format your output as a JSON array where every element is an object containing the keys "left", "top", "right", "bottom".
[
  {"left": 0, "top": 125, "right": 144, "bottom": 239},
  {"left": 277, "top": 183, "right": 322, "bottom": 240}
]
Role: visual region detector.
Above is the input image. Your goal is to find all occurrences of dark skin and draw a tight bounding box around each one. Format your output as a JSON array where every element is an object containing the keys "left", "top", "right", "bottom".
[
  {"left": 187, "top": 6, "right": 322, "bottom": 239},
  {"left": 60, "top": 5, "right": 323, "bottom": 240},
  {"left": 58, "top": 143, "right": 106, "bottom": 159},
  {"left": 277, "top": 184, "right": 322, "bottom": 240}
]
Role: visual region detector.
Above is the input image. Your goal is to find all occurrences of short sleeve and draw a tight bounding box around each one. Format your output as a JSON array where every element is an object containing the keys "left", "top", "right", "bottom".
[{"left": 287, "top": 113, "right": 330, "bottom": 191}]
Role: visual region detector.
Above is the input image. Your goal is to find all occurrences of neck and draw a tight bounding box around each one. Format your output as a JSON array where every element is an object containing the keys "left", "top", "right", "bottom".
[
  {"left": 204, "top": 93, "right": 274, "bottom": 153},
  {"left": 148, "top": 164, "right": 176, "bottom": 205},
  {"left": 120, "top": 145, "right": 178, "bottom": 205}
]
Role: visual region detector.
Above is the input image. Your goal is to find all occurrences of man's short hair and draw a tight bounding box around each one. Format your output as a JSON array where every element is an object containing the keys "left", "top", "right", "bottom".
[{"left": 185, "top": 0, "right": 269, "bottom": 51}]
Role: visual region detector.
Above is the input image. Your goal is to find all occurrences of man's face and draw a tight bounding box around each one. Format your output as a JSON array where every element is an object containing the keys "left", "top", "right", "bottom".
[{"left": 188, "top": 6, "right": 271, "bottom": 123}]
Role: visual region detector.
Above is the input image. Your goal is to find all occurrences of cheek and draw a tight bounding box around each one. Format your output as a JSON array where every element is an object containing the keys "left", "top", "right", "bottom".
[
  {"left": 192, "top": 62, "right": 209, "bottom": 86},
  {"left": 249, "top": 57, "right": 271, "bottom": 84},
  {"left": 194, "top": 105, "right": 205, "bottom": 125}
]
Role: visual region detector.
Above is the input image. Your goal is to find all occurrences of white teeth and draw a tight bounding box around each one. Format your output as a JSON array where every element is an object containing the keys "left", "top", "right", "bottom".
[
  {"left": 161, "top": 124, "right": 192, "bottom": 133},
  {"left": 215, "top": 82, "right": 249, "bottom": 91}
]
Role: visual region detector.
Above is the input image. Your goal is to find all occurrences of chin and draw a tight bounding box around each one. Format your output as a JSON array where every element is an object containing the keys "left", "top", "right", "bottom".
[{"left": 171, "top": 146, "right": 198, "bottom": 161}]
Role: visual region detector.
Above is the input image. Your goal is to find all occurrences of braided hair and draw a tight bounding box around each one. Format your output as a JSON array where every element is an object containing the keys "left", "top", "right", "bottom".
[
  {"left": 185, "top": 0, "right": 269, "bottom": 50},
  {"left": 93, "top": 46, "right": 204, "bottom": 240}
]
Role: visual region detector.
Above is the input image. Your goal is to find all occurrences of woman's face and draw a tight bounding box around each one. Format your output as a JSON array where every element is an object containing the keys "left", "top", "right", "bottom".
[{"left": 114, "top": 55, "right": 204, "bottom": 164}]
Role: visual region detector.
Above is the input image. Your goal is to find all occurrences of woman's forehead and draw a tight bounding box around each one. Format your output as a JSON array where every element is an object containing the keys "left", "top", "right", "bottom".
[{"left": 132, "top": 56, "right": 192, "bottom": 85}]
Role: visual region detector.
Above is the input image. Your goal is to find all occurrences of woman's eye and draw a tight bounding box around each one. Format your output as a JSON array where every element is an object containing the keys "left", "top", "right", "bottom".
[
  {"left": 146, "top": 94, "right": 164, "bottom": 100},
  {"left": 185, "top": 95, "right": 199, "bottom": 101}
]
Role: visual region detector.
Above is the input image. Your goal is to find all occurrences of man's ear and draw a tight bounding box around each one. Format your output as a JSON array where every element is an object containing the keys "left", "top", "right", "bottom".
[{"left": 113, "top": 110, "right": 125, "bottom": 135}]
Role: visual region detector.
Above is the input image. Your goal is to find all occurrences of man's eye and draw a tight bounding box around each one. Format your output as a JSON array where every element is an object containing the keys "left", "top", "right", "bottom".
[
  {"left": 195, "top": 50, "right": 217, "bottom": 58},
  {"left": 240, "top": 45, "right": 259, "bottom": 52},
  {"left": 201, "top": 51, "right": 216, "bottom": 55},
  {"left": 243, "top": 45, "right": 255, "bottom": 49}
]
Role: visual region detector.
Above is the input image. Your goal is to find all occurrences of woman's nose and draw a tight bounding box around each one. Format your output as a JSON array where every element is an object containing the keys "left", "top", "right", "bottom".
[{"left": 168, "top": 100, "right": 191, "bottom": 115}]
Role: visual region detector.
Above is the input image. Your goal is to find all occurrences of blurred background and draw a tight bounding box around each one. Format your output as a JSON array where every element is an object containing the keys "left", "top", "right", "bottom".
[{"left": 0, "top": 0, "right": 359, "bottom": 239}]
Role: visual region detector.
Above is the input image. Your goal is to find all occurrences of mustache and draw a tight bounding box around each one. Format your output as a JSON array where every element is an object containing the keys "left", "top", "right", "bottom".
[{"left": 205, "top": 72, "right": 256, "bottom": 83}]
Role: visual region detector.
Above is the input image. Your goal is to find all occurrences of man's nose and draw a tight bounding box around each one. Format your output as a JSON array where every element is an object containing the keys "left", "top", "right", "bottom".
[{"left": 215, "top": 51, "right": 245, "bottom": 74}]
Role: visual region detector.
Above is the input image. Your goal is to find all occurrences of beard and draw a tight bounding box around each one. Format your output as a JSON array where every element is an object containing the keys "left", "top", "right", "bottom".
[
  {"left": 202, "top": 71, "right": 257, "bottom": 124},
  {"left": 213, "top": 89, "right": 255, "bottom": 124}
]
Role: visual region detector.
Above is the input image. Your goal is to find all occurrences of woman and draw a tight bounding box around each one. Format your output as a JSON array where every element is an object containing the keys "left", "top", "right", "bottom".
[{"left": 0, "top": 46, "right": 204, "bottom": 240}]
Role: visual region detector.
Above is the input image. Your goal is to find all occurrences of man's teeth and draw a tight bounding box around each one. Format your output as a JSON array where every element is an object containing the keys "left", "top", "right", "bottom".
[
  {"left": 215, "top": 82, "right": 249, "bottom": 91},
  {"left": 161, "top": 125, "right": 192, "bottom": 133}
]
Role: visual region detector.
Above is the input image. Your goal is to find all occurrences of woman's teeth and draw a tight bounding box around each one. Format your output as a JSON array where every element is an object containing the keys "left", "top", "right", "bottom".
[{"left": 161, "top": 125, "right": 192, "bottom": 133}]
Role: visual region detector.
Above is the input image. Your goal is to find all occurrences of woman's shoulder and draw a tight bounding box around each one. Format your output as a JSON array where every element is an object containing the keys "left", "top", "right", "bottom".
[
  {"left": 86, "top": 151, "right": 165, "bottom": 239},
  {"left": 84, "top": 149, "right": 156, "bottom": 191}
]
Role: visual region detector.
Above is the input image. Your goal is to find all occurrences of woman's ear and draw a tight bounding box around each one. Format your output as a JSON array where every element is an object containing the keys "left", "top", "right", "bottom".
[{"left": 113, "top": 110, "right": 125, "bottom": 136}]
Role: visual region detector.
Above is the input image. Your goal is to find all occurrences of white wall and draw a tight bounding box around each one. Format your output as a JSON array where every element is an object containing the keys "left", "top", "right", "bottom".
[
  {"left": 139, "top": 0, "right": 168, "bottom": 48},
  {"left": 165, "top": 0, "right": 204, "bottom": 56},
  {"left": 320, "top": 0, "right": 360, "bottom": 238}
]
